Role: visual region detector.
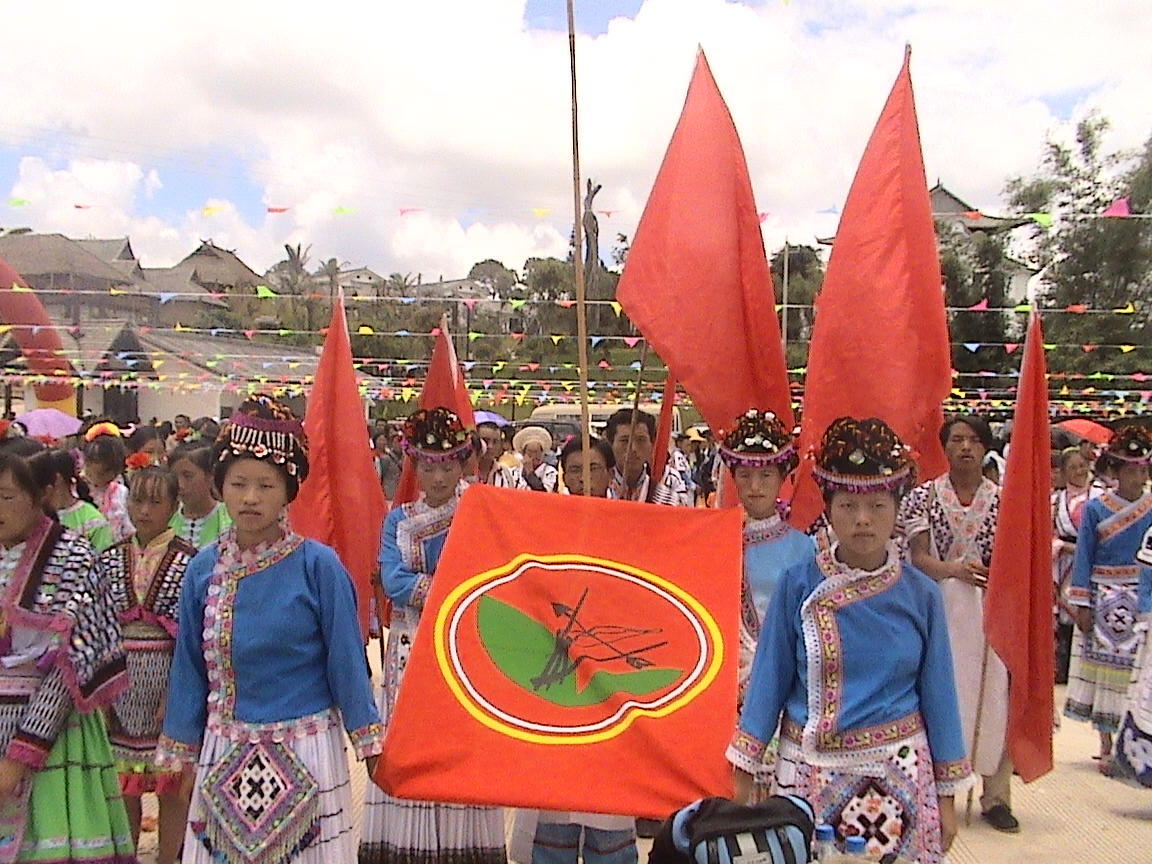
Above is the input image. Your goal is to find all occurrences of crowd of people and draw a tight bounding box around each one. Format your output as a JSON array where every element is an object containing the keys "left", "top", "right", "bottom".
[{"left": 0, "top": 401, "right": 1147, "bottom": 864}]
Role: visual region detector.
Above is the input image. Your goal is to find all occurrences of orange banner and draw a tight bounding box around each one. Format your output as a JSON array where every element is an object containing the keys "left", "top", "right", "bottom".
[{"left": 376, "top": 485, "right": 742, "bottom": 817}]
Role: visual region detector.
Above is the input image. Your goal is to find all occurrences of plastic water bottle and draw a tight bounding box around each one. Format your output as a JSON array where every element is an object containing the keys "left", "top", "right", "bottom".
[
  {"left": 845, "top": 836, "right": 868, "bottom": 857},
  {"left": 813, "top": 824, "right": 837, "bottom": 861}
]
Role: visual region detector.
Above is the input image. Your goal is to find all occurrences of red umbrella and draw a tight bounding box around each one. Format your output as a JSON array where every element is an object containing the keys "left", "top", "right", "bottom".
[{"left": 1057, "top": 418, "right": 1112, "bottom": 445}]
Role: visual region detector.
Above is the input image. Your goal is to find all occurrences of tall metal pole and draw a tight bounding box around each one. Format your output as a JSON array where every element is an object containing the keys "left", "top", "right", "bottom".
[{"left": 567, "top": 0, "right": 593, "bottom": 495}]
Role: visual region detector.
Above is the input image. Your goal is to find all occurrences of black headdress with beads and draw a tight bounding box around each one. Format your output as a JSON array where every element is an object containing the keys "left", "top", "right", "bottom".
[{"left": 811, "top": 416, "right": 916, "bottom": 496}]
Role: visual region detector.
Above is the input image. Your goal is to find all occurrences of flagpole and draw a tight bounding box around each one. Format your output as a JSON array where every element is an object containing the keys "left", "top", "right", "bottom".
[
  {"left": 567, "top": 0, "right": 593, "bottom": 495},
  {"left": 781, "top": 238, "right": 790, "bottom": 354}
]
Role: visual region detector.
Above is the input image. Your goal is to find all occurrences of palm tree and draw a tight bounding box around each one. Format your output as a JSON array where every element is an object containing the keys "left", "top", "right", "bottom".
[
  {"left": 384, "top": 272, "right": 417, "bottom": 297},
  {"left": 283, "top": 243, "right": 312, "bottom": 295}
]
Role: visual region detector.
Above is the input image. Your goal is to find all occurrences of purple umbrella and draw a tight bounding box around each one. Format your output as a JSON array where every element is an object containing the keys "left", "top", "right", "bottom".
[
  {"left": 14, "top": 408, "right": 82, "bottom": 440},
  {"left": 474, "top": 410, "right": 510, "bottom": 427}
]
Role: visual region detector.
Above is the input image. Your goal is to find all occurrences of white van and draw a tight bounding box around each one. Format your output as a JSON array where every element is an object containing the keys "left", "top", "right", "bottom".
[{"left": 530, "top": 402, "right": 682, "bottom": 435}]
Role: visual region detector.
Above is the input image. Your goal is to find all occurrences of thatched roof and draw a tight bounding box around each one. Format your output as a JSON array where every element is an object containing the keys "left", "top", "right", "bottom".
[
  {"left": 174, "top": 240, "right": 261, "bottom": 289},
  {"left": 141, "top": 265, "right": 229, "bottom": 308},
  {"left": 76, "top": 238, "right": 135, "bottom": 262},
  {"left": 0, "top": 233, "right": 134, "bottom": 284}
]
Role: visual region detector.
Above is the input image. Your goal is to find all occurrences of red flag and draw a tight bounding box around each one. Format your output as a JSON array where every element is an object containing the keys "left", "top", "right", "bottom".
[
  {"left": 289, "top": 290, "right": 386, "bottom": 637},
  {"left": 376, "top": 485, "right": 741, "bottom": 816},
  {"left": 0, "top": 257, "right": 76, "bottom": 405},
  {"left": 985, "top": 312, "right": 1053, "bottom": 782},
  {"left": 647, "top": 374, "right": 678, "bottom": 501},
  {"left": 791, "top": 49, "right": 950, "bottom": 529},
  {"left": 391, "top": 317, "right": 477, "bottom": 508},
  {"left": 616, "top": 50, "right": 793, "bottom": 436}
]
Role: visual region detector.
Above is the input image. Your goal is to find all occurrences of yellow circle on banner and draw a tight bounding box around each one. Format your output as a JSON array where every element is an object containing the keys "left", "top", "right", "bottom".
[{"left": 433, "top": 552, "right": 724, "bottom": 744}]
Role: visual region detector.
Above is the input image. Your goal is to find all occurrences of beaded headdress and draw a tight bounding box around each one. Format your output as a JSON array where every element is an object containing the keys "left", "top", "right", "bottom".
[
  {"left": 719, "top": 409, "right": 798, "bottom": 473},
  {"left": 811, "top": 416, "right": 916, "bottom": 496},
  {"left": 218, "top": 395, "right": 309, "bottom": 481},
  {"left": 1107, "top": 424, "right": 1152, "bottom": 466},
  {"left": 402, "top": 407, "right": 472, "bottom": 463}
]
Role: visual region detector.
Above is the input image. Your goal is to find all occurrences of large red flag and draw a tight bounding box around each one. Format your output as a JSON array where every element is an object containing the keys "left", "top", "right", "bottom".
[
  {"left": 0, "top": 256, "right": 76, "bottom": 406},
  {"left": 791, "top": 48, "right": 950, "bottom": 529},
  {"left": 985, "top": 312, "right": 1053, "bottom": 782},
  {"left": 377, "top": 485, "right": 742, "bottom": 816},
  {"left": 289, "top": 290, "right": 386, "bottom": 637},
  {"left": 390, "top": 317, "right": 477, "bottom": 508},
  {"left": 616, "top": 50, "right": 793, "bottom": 436}
]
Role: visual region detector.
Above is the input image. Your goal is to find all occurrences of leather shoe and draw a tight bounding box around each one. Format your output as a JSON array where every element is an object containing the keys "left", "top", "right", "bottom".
[{"left": 981, "top": 804, "right": 1020, "bottom": 833}]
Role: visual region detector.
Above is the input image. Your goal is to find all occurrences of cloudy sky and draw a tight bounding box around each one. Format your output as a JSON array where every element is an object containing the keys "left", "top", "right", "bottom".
[{"left": 2, "top": 0, "right": 1148, "bottom": 281}]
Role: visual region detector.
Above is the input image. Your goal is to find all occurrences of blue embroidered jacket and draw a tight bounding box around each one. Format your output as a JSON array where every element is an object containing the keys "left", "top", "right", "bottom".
[
  {"left": 379, "top": 499, "right": 456, "bottom": 611},
  {"left": 729, "top": 546, "right": 970, "bottom": 794},
  {"left": 1068, "top": 492, "right": 1152, "bottom": 607},
  {"left": 161, "top": 538, "right": 382, "bottom": 762}
]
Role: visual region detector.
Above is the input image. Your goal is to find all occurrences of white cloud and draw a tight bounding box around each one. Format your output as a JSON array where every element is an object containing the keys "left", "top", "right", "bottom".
[{"left": 2, "top": 0, "right": 1149, "bottom": 278}]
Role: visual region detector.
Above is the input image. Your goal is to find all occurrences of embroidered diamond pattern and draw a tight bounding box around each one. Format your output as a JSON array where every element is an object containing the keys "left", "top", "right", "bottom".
[
  {"left": 1094, "top": 585, "right": 1138, "bottom": 655},
  {"left": 835, "top": 778, "right": 910, "bottom": 858},
  {"left": 201, "top": 741, "right": 318, "bottom": 863},
  {"left": 229, "top": 749, "right": 287, "bottom": 825}
]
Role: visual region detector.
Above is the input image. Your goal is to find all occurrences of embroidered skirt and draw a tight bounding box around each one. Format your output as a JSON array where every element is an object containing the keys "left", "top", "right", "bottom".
[
  {"left": 0, "top": 711, "right": 135, "bottom": 864},
  {"left": 183, "top": 709, "right": 356, "bottom": 864},
  {"left": 772, "top": 733, "right": 943, "bottom": 864},
  {"left": 1113, "top": 627, "right": 1152, "bottom": 786},
  {"left": 1065, "top": 575, "right": 1140, "bottom": 733},
  {"left": 359, "top": 682, "right": 507, "bottom": 864},
  {"left": 108, "top": 623, "right": 180, "bottom": 795}
]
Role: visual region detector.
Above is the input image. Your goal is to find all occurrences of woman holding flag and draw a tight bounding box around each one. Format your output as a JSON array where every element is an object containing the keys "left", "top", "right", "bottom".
[
  {"left": 718, "top": 410, "right": 813, "bottom": 706},
  {"left": 360, "top": 406, "right": 507, "bottom": 864},
  {"left": 728, "top": 417, "right": 969, "bottom": 864}
]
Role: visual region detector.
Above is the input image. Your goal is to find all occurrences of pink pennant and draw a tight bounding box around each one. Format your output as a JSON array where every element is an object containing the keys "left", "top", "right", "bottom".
[
  {"left": 267, "top": 206, "right": 290, "bottom": 213},
  {"left": 967, "top": 298, "right": 989, "bottom": 311},
  {"left": 1082, "top": 344, "right": 1097, "bottom": 352},
  {"left": 1131, "top": 373, "right": 1148, "bottom": 382},
  {"left": 963, "top": 210, "right": 983, "bottom": 220},
  {"left": 1102, "top": 197, "right": 1131, "bottom": 217},
  {"left": 597, "top": 360, "right": 611, "bottom": 369},
  {"left": 511, "top": 332, "right": 525, "bottom": 341},
  {"left": 1004, "top": 343, "right": 1019, "bottom": 354},
  {"left": 1065, "top": 304, "right": 1087, "bottom": 314},
  {"left": 623, "top": 336, "right": 642, "bottom": 348},
  {"left": 244, "top": 329, "right": 255, "bottom": 340},
  {"left": 73, "top": 203, "right": 92, "bottom": 209},
  {"left": 463, "top": 299, "right": 479, "bottom": 310},
  {"left": 757, "top": 212, "right": 769, "bottom": 223},
  {"left": 556, "top": 299, "right": 576, "bottom": 308},
  {"left": 430, "top": 327, "right": 441, "bottom": 337},
  {"left": 527, "top": 362, "right": 540, "bottom": 372}
]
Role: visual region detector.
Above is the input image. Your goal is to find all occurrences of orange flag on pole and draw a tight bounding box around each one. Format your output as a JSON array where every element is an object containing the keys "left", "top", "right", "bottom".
[
  {"left": 0, "top": 256, "right": 76, "bottom": 405},
  {"left": 616, "top": 50, "right": 793, "bottom": 435},
  {"left": 376, "top": 485, "right": 742, "bottom": 816},
  {"left": 390, "top": 317, "right": 477, "bottom": 508},
  {"left": 289, "top": 289, "right": 386, "bottom": 637},
  {"left": 985, "top": 312, "right": 1053, "bottom": 782},
  {"left": 648, "top": 374, "right": 678, "bottom": 501},
  {"left": 791, "top": 48, "right": 950, "bottom": 529}
]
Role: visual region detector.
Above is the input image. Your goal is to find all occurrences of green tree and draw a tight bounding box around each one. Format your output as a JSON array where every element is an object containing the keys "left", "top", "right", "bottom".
[
  {"left": 468, "top": 259, "right": 518, "bottom": 295},
  {"left": 936, "top": 224, "right": 1016, "bottom": 374},
  {"left": 770, "top": 243, "right": 824, "bottom": 369},
  {"left": 1005, "top": 114, "right": 1151, "bottom": 376}
]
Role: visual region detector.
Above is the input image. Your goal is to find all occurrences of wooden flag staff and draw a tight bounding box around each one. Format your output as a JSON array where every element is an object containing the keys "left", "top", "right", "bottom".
[{"left": 567, "top": 0, "right": 593, "bottom": 495}]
